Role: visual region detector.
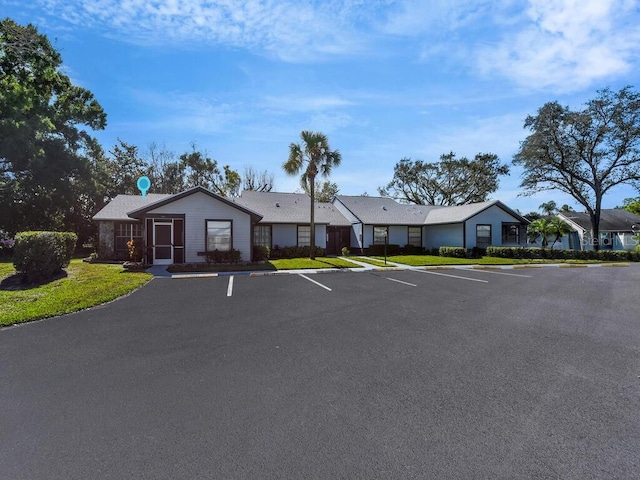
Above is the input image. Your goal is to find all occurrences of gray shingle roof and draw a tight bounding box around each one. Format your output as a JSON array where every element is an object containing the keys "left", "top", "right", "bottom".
[
  {"left": 236, "top": 191, "right": 351, "bottom": 226},
  {"left": 334, "top": 195, "right": 436, "bottom": 225},
  {"left": 92, "top": 193, "right": 173, "bottom": 221},
  {"left": 559, "top": 209, "right": 640, "bottom": 232}
]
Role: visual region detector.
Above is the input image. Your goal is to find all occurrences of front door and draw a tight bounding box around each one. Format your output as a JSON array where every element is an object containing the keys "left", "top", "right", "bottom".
[
  {"left": 153, "top": 221, "right": 173, "bottom": 265},
  {"left": 326, "top": 226, "right": 350, "bottom": 255}
]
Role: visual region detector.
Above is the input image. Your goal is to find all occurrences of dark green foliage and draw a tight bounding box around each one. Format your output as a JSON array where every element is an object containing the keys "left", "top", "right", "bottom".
[
  {"left": 400, "top": 244, "right": 425, "bottom": 255},
  {"left": 252, "top": 245, "right": 270, "bottom": 261},
  {"left": 379, "top": 153, "right": 509, "bottom": 205},
  {"left": 269, "top": 245, "right": 325, "bottom": 259},
  {"left": 513, "top": 86, "right": 640, "bottom": 250},
  {"left": 0, "top": 19, "right": 106, "bottom": 239},
  {"left": 438, "top": 246, "right": 468, "bottom": 258},
  {"left": 204, "top": 248, "right": 242, "bottom": 265},
  {"left": 13, "top": 231, "right": 77, "bottom": 282},
  {"left": 367, "top": 244, "right": 401, "bottom": 256},
  {"left": 485, "top": 246, "right": 640, "bottom": 261}
]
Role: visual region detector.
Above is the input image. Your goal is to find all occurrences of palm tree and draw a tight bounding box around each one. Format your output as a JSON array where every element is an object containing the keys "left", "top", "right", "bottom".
[
  {"left": 539, "top": 200, "right": 557, "bottom": 216},
  {"left": 283, "top": 131, "right": 341, "bottom": 259},
  {"left": 527, "top": 217, "right": 572, "bottom": 248}
]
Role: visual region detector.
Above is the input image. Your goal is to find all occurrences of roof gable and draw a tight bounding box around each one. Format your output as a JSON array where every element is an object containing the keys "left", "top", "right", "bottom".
[{"left": 127, "top": 186, "right": 263, "bottom": 221}]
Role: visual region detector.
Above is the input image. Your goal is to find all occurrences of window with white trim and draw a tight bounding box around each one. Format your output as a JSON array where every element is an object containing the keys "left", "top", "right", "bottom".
[
  {"left": 115, "top": 222, "right": 143, "bottom": 253},
  {"left": 373, "top": 226, "right": 388, "bottom": 245},
  {"left": 408, "top": 226, "right": 422, "bottom": 247},
  {"left": 206, "top": 220, "right": 231, "bottom": 251},
  {"left": 297, "top": 225, "right": 310, "bottom": 247},
  {"left": 476, "top": 224, "right": 492, "bottom": 248},
  {"left": 254, "top": 225, "right": 271, "bottom": 248}
]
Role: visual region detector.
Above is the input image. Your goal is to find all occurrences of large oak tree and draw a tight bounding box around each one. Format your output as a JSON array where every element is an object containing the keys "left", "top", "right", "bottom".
[
  {"left": 514, "top": 86, "right": 640, "bottom": 250},
  {"left": 0, "top": 18, "right": 106, "bottom": 237},
  {"left": 379, "top": 152, "right": 509, "bottom": 205}
]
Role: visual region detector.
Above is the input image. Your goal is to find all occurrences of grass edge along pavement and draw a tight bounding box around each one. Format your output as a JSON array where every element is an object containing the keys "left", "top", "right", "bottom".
[
  {"left": 0, "top": 259, "right": 152, "bottom": 327},
  {"left": 377, "top": 255, "right": 624, "bottom": 266}
]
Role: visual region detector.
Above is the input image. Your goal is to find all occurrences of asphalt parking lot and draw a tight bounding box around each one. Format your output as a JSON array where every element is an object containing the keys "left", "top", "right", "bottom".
[{"left": 2, "top": 265, "right": 640, "bottom": 479}]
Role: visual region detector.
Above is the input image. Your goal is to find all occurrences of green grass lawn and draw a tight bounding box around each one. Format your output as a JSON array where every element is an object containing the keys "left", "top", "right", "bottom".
[
  {"left": 378, "top": 255, "right": 614, "bottom": 266},
  {"left": 0, "top": 259, "right": 152, "bottom": 327},
  {"left": 269, "top": 256, "right": 364, "bottom": 270}
]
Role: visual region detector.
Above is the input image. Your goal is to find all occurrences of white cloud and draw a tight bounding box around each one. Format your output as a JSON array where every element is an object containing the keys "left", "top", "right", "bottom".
[
  {"left": 475, "top": 0, "right": 640, "bottom": 92},
  {"left": 261, "top": 94, "right": 354, "bottom": 113},
  {"left": 35, "top": 0, "right": 369, "bottom": 61}
]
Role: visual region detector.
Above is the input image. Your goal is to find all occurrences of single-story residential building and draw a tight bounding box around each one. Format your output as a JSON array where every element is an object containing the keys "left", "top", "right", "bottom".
[
  {"left": 234, "top": 191, "right": 352, "bottom": 255},
  {"left": 553, "top": 209, "right": 640, "bottom": 250},
  {"left": 93, "top": 186, "right": 262, "bottom": 264},
  {"left": 333, "top": 195, "right": 529, "bottom": 252},
  {"left": 93, "top": 187, "right": 530, "bottom": 264}
]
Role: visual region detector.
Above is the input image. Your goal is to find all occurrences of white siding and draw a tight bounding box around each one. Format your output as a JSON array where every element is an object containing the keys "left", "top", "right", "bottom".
[
  {"left": 424, "top": 224, "right": 463, "bottom": 250},
  {"left": 147, "top": 191, "right": 253, "bottom": 263}
]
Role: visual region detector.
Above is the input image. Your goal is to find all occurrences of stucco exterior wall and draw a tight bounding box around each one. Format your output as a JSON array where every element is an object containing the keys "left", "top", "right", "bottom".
[{"left": 424, "top": 224, "right": 463, "bottom": 250}]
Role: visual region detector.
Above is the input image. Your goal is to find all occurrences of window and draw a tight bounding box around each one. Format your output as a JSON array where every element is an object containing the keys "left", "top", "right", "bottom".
[
  {"left": 206, "top": 220, "right": 231, "bottom": 251},
  {"left": 115, "top": 222, "right": 143, "bottom": 252},
  {"left": 254, "top": 225, "right": 271, "bottom": 248},
  {"left": 297, "top": 225, "right": 310, "bottom": 247},
  {"left": 373, "top": 226, "right": 388, "bottom": 245},
  {"left": 476, "top": 224, "right": 492, "bottom": 248},
  {"left": 408, "top": 227, "right": 422, "bottom": 247},
  {"left": 501, "top": 223, "right": 520, "bottom": 244},
  {"left": 600, "top": 232, "right": 613, "bottom": 249}
]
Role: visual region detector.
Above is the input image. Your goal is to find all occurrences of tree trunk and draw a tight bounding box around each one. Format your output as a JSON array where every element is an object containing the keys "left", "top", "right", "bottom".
[
  {"left": 309, "top": 175, "right": 316, "bottom": 260},
  {"left": 590, "top": 206, "right": 601, "bottom": 252}
]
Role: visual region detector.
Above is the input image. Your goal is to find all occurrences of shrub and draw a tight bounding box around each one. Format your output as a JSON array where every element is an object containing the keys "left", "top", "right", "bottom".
[
  {"left": 253, "top": 245, "right": 270, "bottom": 261},
  {"left": 438, "top": 246, "right": 468, "bottom": 258},
  {"left": 341, "top": 246, "right": 350, "bottom": 256},
  {"left": 269, "top": 245, "right": 325, "bottom": 259},
  {"left": 367, "top": 244, "right": 401, "bottom": 256},
  {"left": 205, "top": 248, "right": 242, "bottom": 265},
  {"left": 401, "top": 244, "right": 425, "bottom": 255},
  {"left": 13, "top": 231, "right": 77, "bottom": 283}
]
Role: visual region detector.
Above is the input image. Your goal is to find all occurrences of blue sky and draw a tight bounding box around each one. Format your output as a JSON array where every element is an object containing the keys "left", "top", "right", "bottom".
[{"left": 4, "top": 0, "right": 640, "bottom": 213}]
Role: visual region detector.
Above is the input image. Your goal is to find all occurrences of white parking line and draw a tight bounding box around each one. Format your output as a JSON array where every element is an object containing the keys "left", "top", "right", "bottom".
[
  {"left": 387, "top": 277, "right": 417, "bottom": 287},
  {"left": 460, "top": 268, "right": 531, "bottom": 278},
  {"left": 298, "top": 273, "right": 332, "bottom": 291},
  {"left": 417, "top": 270, "right": 489, "bottom": 283},
  {"left": 227, "top": 276, "right": 234, "bottom": 297}
]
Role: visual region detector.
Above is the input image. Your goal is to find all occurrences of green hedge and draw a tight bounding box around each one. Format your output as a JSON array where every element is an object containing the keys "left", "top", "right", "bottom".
[
  {"left": 13, "top": 231, "right": 77, "bottom": 283},
  {"left": 439, "top": 246, "right": 469, "bottom": 258},
  {"left": 204, "top": 248, "right": 242, "bottom": 264},
  {"left": 253, "top": 245, "right": 271, "bottom": 261},
  {"left": 269, "top": 245, "right": 325, "bottom": 259},
  {"left": 486, "top": 246, "right": 640, "bottom": 261},
  {"left": 366, "top": 244, "right": 401, "bottom": 256}
]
